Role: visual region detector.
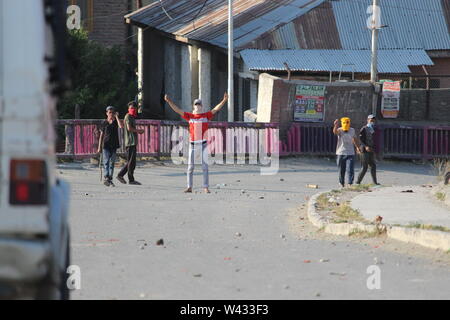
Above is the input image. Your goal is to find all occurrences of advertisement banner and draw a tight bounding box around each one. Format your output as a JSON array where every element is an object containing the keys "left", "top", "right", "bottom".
[
  {"left": 381, "top": 81, "right": 401, "bottom": 118},
  {"left": 293, "top": 85, "right": 326, "bottom": 122}
]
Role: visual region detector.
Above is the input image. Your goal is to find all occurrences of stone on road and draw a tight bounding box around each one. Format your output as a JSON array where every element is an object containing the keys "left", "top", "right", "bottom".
[{"left": 61, "top": 158, "right": 450, "bottom": 300}]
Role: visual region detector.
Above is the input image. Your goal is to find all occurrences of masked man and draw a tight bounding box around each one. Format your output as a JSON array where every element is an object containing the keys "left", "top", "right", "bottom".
[
  {"left": 117, "top": 101, "right": 144, "bottom": 185},
  {"left": 356, "top": 114, "right": 379, "bottom": 185},
  {"left": 333, "top": 117, "right": 361, "bottom": 188}
]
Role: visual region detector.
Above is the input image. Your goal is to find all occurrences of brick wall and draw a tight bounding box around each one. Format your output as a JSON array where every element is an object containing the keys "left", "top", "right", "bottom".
[
  {"left": 383, "top": 89, "right": 450, "bottom": 122},
  {"left": 88, "top": 0, "right": 129, "bottom": 47},
  {"left": 256, "top": 74, "right": 374, "bottom": 135},
  {"left": 409, "top": 57, "right": 450, "bottom": 89}
]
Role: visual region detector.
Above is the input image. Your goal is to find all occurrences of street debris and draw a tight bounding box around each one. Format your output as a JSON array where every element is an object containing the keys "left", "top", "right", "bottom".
[
  {"left": 156, "top": 238, "right": 164, "bottom": 246},
  {"left": 319, "top": 259, "right": 330, "bottom": 263},
  {"left": 374, "top": 257, "right": 384, "bottom": 265},
  {"left": 329, "top": 272, "right": 346, "bottom": 276},
  {"left": 315, "top": 292, "right": 321, "bottom": 297},
  {"left": 303, "top": 260, "right": 311, "bottom": 263},
  {"left": 280, "top": 234, "right": 286, "bottom": 239},
  {"left": 307, "top": 184, "right": 319, "bottom": 189},
  {"left": 280, "top": 178, "right": 284, "bottom": 181},
  {"left": 259, "top": 196, "right": 265, "bottom": 199},
  {"left": 401, "top": 189, "right": 414, "bottom": 193},
  {"left": 235, "top": 232, "right": 242, "bottom": 237},
  {"left": 193, "top": 274, "right": 202, "bottom": 277}
]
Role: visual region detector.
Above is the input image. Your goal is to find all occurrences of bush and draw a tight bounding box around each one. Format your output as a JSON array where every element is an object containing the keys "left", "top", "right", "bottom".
[{"left": 58, "top": 29, "right": 137, "bottom": 119}]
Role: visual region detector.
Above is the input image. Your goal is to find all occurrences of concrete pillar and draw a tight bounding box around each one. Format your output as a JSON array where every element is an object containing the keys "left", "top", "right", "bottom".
[
  {"left": 190, "top": 45, "right": 199, "bottom": 103},
  {"left": 164, "top": 40, "right": 178, "bottom": 120},
  {"left": 250, "top": 80, "right": 258, "bottom": 111},
  {"left": 198, "top": 47, "right": 211, "bottom": 110},
  {"left": 181, "top": 45, "right": 192, "bottom": 112},
  {"left": 137, "top": 27, "right": 144, "bottom": 111}
]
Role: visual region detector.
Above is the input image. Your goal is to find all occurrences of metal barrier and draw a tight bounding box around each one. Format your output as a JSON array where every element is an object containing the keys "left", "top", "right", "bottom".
[
  {"left": 56, "top": 120, "right": 449, "bottom": 160},
  {"left": 56, "top": 119, "right": 279, "bottom": 159}
]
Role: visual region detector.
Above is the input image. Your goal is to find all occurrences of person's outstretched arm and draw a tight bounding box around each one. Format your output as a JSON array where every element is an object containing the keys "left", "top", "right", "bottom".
[
  {"left": 115, "top": 112, "right": 124, "bottom": 129},
  {"left": 164, "top": 94, "right": 184, "bottom": 117},
  {"left": 333, "top": 119, "right": 340, "bottom": 135},
  {"left": 211, "top": 92, "right": 228, "bottom": 115}
]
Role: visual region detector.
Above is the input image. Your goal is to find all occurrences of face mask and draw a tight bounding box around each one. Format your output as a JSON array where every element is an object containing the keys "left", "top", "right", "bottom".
[
  {"left": 341, "top": 117, "right": 351, "bottom": 132},
  {"left": 367, "top": 123, "right": 375, "bottom": 129},
  {"left": 128, "top": 108, "right": 137, "bottom": 117}
]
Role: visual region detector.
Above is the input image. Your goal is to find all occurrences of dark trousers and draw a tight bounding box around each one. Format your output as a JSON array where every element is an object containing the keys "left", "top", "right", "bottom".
[
  {"left": 337, "top": 155, "right": 355, "bottom": 186},
  {"left": 118, "top": 145, "right": 137, "bottom": 182},
  {"left": 357, "top": 152, "right": 378, "bottom": 184}
]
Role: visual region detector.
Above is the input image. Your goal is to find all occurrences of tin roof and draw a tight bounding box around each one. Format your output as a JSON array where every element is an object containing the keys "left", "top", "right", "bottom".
[
  {"left": 240, "top": 49, "right": 434, "bottom": 73},
  {"left": 125, "top": 0, "right": 327, "bottom": 50},
  {"left": 332, "top": 0, "right": 450, "bottom": 50},
  {"left": 126, "top": 0, "right": 450, "bottom": 51}
]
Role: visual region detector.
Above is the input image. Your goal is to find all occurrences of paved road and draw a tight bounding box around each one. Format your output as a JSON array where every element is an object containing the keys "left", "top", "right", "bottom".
[{"left": 60, "top": 157, "right": 450, "bottom": 300}]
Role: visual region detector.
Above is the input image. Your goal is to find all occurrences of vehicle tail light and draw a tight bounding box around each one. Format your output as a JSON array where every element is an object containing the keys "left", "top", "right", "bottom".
[{"left": 9, "top": 159, "right": 48, "bottom": 205}]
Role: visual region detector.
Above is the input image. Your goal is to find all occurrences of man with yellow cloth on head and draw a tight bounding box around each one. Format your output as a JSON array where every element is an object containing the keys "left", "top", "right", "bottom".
[{"left": 333, "top": 117, "right": 361, "bottom": 188}]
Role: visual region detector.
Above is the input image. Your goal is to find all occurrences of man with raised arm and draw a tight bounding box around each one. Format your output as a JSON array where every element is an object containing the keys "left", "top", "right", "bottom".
[{"left": 164, "top": 93, "right": 228, "bottom": 193}]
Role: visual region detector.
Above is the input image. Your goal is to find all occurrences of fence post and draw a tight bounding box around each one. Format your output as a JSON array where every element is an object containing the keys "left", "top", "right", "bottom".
[
  {"left": 157, "top": 121, "right": 161, "bottom": 160},
  {"left": 64, "top": 121, "right": 75, "bottom": 156},
  {"left": 423, "top": 126, "right": 429, "bottom": 160}
]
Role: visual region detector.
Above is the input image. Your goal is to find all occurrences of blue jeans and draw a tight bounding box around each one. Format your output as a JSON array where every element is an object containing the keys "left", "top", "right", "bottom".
[
  {"left": 103, "top": 148, "right": 117, "bottom": 180},
  {"left": 337, "top": 155, "right": 355, "bottom": 186}
]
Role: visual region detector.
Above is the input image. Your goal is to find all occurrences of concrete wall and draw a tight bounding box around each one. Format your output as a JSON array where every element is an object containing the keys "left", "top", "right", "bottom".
[
  {"left": 382, "top": 89, "right": 450, "bottom": 122},
  {"left": 257, "top": 74, "right": 374, "bottom": 134}
]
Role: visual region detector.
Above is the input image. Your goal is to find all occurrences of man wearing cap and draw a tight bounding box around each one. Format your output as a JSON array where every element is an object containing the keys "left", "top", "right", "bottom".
[
  {"left": 164, "top": 93, "right": 228, "bottom": 193},
  {"left": 117, "top": 101, "right": 145, "bottom": 185},
  {"left": 356, "top": 114, "right": 379, "bottom": 185},
  {"left": 333, "top": 117, "right": 361, "bottom": 188},
  {"left": 97, "top": 106, "right": 123, "bottom": 186}
]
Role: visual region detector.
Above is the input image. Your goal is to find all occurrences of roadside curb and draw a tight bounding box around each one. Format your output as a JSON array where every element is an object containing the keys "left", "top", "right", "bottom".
[{"left": 307, "top": 190, "right": 450, "bottom": 252}]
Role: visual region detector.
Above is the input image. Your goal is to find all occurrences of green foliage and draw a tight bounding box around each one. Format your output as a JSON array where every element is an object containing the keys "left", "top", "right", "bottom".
[{"left": 58, "top": 29, "right": 137, "bottom": 119}]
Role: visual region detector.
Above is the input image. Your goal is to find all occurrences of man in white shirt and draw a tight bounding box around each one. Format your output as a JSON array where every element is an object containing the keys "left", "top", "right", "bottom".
[{"left": 333, "top": 117, "right": 361, "bottom": 188}]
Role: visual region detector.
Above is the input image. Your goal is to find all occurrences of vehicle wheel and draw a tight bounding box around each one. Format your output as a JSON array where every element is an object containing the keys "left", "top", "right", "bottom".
[
  {"left": 60, "top": 233, "right": 70, "bottom": 300},
  {"left": 35, "top": 233, "right": 70, "bottom": 300}
]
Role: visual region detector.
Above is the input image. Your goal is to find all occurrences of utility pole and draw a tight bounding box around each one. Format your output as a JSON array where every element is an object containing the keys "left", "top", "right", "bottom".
[
  {"left": 370, "top": 0, "right": 379, "bottom": 83},
  {"left": 228, "top": 0, "right": 234, "bottom": 122},
  {"left": 137, "top": 0, "right": 143, "bottom": 113}
]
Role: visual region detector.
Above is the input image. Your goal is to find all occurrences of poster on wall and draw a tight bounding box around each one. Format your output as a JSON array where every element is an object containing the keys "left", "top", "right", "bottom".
[
  {"left": 293, "top": 85, "right": 326, "bottom": 122},
  {"left": 381, "top": 81, "right": 401, "bottom": 118}
]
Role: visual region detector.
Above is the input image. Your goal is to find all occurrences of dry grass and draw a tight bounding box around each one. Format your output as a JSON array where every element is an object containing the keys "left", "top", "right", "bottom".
[
  {"left": 433, "top": 158, "right": 450, "bottom": 181},
  {"left": 405, "top": 223, "right": 450, "bottom": 233}
]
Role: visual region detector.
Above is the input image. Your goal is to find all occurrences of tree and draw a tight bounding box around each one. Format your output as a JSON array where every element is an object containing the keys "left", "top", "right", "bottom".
[{"left": 58, "top": 29, "right": 137, "bottom": 119}]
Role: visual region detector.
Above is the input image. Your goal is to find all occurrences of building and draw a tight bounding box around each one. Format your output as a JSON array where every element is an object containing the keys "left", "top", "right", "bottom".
[
  {"left": 67, "top": 0, "right": 158, "bottom": 47},
  {"left": 124, "top": 0, "right": 450, "bottom": 121}
]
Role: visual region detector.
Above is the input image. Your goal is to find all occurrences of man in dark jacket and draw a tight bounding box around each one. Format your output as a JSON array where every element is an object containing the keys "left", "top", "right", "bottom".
[
  {"left": 356, "top": 114, "right": 379, "bottom": 185},
  {"left": 98, "top": 106, "right": 123, "bottom": 186}
]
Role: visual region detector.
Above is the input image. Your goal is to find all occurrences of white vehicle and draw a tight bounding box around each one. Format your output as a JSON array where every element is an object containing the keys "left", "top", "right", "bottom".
[{"left": 0, "top": 0, "right": 70, "bottom": 299}]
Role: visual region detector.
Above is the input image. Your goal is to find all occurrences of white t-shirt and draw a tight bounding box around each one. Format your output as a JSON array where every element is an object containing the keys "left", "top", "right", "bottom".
[{"left": 336, "top": 127, "right": 356, "bottom": 155}]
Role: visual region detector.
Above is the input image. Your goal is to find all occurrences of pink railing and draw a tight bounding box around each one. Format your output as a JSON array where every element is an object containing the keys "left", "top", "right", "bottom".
[
  {"left": 57, "top": 120, "right": 279, "bottom": 159},
  {"left": 56, "top": 120, "right": 450, "bottom": 160}
]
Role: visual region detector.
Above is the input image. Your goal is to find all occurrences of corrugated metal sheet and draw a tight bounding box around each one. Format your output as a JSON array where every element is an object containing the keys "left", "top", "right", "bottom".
[
  {"left": 125, "top": 0, "right": 327, "bottom": 50},
  {"left": 125, "top": 0, "right": 450, "bottom": 53},
  {"left": 332, "top": 0, "right": 450, "bottom": 50},
  {"left": 244, "top": 1, "right": 342, "bottom": 50},
  {"left": 240, "top": 49, "right": 434, "bottom": 73}
]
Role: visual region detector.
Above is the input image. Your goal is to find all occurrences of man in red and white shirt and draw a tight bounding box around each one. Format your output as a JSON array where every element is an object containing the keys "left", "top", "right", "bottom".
[{"left": 164, "top": 93, "right": 228, "bottom": 193}]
